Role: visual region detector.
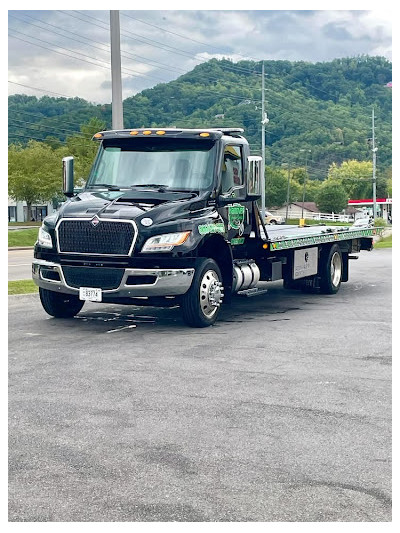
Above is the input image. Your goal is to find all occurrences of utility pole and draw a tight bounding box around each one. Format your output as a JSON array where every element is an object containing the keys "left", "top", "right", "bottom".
[
  {"left": 260, "top": 61, "right": 269, "bottom": 221},
  {"left": 285, "top": 163, "right": 291, "bottom": 224},
  {"left": 372, "top": 107, "right": 377, "bottom": 220},
  {"left": 110, "top": 10, "right": 124, "bottom": 130},
  {"left": 300, "top": 149, "right": 311, "bottom": 221}
]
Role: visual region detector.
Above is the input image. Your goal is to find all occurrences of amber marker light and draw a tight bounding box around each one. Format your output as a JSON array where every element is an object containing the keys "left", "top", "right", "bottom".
[
  {"left": 130, "top": 130, "right": 139, "bottom": 135},
  {"left": 199, "top": 132, "right": 210, "bottom": 137},
  {"left": 263, "top": 243, "right": 268, "bottom": 249},
  {"left": 143, "top": 130, "right": 152, "bottom": 135},
  {"left": 156, "top": 130, "right": 166, "bottom": 135},
  {"left": 93, "top": 133, "right": 103, "bottom": 138}
]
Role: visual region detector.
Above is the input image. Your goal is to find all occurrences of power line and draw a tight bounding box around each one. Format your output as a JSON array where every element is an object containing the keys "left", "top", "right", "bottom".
[
  {"left": 9, "top": 118, "right": 88, "bottom": 138},
  {"left": 9, "top": 25, "right": 262, "bottom": 104},
  {"left": 8, "top": 30, "right": 171, "bottom": 85},
  {"left": 120, "top": 11, "right": 262, "bottom": 77},
  {"left": 66, "top": 10, "right": 261, "bottom": 79},
  {"left": 119, "top": 10, "right": 351, "bottom": 101},
  {"left": 62, "top": 10, "right": 261, "bottom": 91},
  {"left": 8, "top": 81, "right": 74, "bottom": 99},
  {"left": 121, "top": 12, "right": 229, "bottom": 52},
  {"left": 9, "top": 12, "right": 188, "bottom": 77}
]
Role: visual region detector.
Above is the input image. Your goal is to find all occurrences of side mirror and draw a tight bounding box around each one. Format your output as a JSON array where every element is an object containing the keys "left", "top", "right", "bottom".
[
  {"left": 247, "top": 156, "right": 262, "bottom": 198},
  {"left": 62, "top": 156, "right": 74, "bottom": 197}
]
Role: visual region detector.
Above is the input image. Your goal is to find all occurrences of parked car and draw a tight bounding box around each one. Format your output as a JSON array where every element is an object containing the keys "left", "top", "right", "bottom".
[
  {"left": 265, "top": 211, "right": 284, "bottom": 225},
  {"left": 352, "top": 217, "right": 373, "bottom": 228}
]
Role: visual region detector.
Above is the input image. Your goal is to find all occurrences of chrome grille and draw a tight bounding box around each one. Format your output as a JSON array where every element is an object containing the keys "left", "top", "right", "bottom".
[{"left": 57, "top": 219, "right": 136, "bottom": 255}]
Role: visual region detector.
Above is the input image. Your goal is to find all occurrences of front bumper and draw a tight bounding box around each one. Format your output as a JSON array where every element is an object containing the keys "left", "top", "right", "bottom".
[{"left": 32, "top": 259, "right": 195, "bottom": 298}]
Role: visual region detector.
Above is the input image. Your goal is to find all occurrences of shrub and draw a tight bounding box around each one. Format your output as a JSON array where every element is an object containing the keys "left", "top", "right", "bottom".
[{"left": 374, "top": 217, "right": 387, "bottom": 227}]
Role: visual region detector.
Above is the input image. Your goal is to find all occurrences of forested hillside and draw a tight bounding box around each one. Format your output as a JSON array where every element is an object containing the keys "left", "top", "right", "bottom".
[{"left": 9, "top": 55, "right": 392, "bottom": 179}]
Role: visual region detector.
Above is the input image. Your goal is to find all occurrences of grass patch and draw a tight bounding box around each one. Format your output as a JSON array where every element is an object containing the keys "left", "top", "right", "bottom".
[
  {"left": 8, "top": 228, "right": 38, "bottom": 247},
  {"left": 374, "top": 234, "right": 392, "bottom": 248},
  {"left": 8, "top": 280, "right": 38, "bottom": 295},
  {"left": 286, "top": 218, "right": 352, "bottom": 227},
  {"left": 8, "top": 221, "right": 41, "bottom": 227}
]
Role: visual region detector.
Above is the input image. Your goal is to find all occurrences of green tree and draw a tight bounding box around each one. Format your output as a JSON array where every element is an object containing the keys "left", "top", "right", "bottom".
[
  {"left": 327, "top": 160, "right": 373, "bottom": 199},
  {"left": 304, "top": 179, "right": 322, "bottom": 203},
  {"left": 65, "top": 117, "right": 106, "bottom": 184},
  {"left": 8, "top": 141, "right": 66, "bottom": 220},
  {"left": 316, "top": 180, "right": 348, "bottom": 213},
  {"left": 264, "top": 167, "right": 287, "bottom": 207},
  {"left": 265, "top": 166, "right": 302, "bottom": 207}
]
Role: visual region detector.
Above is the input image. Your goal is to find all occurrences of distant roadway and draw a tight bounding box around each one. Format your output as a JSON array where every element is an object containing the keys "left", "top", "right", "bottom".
[{"left": 8, "top": 248, "right": 34, "bottom": 281}]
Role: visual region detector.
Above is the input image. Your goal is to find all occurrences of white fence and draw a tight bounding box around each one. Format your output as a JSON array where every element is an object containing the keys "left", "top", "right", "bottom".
[
  {"left": 309, "top": 212, "right": 353, "bottom": 223},
  {"left": 270, "top": 210, "right": 353, "bottom": 223}
]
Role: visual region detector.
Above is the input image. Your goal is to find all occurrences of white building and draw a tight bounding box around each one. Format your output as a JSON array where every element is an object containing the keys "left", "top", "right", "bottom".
[
  {"left": 272, "top": 201, "right": 320, "bottom": 219},
  {"left": 8, "top": 198, "right": 56, "bottom": 222}
]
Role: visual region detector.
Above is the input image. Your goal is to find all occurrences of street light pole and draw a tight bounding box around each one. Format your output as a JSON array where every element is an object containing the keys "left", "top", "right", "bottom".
[
  {"left": 372, "top": 108, "right": 377, "bottom": 220},
  {"left": 110, "top": 10, "right": 124, "bottom": 130},
  {"left": 261, "top": 61, "right": 266, "bottom": 221}
]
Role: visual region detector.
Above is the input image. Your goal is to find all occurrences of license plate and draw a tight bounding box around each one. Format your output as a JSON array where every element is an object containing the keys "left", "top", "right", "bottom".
[{"left": 79, "top": 287, "right": 102, "bottom": 302}]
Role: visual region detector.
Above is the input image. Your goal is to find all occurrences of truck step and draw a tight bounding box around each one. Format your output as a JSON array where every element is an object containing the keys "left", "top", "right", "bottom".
[{"left": 237, "top": 287, "right": 269, "bottom": 297}]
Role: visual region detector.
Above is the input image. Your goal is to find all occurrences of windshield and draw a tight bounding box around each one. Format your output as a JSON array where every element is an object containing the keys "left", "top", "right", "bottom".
[{"left": 87, "top": 138, "right": 217, "bottom": 192}]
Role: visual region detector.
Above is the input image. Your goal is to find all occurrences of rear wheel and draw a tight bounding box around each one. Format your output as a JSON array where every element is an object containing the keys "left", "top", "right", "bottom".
[
  {"left": 39, "top": 288, "right": 85, "bottom": 318},
  {"left": 319, "top": 244, "right": 343, "bottom": 294},
  {"left": 181, "top": 258, "right": 223, "bottom": 327}
]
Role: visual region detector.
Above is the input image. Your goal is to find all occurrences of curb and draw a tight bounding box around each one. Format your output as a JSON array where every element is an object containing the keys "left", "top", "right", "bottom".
[{"left": 8, "top": 247, "right": 34, "bottom": 251}]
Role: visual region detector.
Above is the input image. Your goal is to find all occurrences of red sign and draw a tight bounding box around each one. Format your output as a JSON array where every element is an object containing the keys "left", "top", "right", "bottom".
[{"left": 348, "top": 198, "right": 391, "bottom": 205}]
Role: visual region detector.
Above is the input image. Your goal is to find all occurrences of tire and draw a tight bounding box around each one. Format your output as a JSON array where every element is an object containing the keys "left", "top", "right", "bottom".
[
  {"left": 39, "top": 288, "right": 85, "bottom": 318},
  {"left": 319, "top": 244, "right": 343, "bottom": 294},
  {"left": 270, "top": 220, "right": 277, "bottom": 225},
  {"left": 181, "top": 258, "right": 223, "bottom": 327}
]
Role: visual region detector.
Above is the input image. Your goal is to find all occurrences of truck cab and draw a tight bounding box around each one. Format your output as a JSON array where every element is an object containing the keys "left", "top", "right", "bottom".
[{"left": 33, "top": 128, "right": 263, "bottom": 326}]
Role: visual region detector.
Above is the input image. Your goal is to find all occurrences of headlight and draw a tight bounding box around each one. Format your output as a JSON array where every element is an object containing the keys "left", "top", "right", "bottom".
[
  {"left": 141, "top": 231, "right": 191, "bottom": 252},
  {"left": 37, "top": 225, "right": 53, "bottom": 248}
]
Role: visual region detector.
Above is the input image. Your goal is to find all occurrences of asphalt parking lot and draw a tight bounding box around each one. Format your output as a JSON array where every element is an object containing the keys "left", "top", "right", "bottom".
[{"left": 8, "top": 248, "right": 392, "bottom": 522}]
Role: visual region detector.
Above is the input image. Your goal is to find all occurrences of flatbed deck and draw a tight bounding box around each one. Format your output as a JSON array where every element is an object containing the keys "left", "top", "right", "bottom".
[{"left": 260, "top": 224, "right": 381, "bottom": 251}]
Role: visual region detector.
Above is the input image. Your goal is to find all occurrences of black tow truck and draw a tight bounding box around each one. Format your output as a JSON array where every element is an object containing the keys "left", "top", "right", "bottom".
[{"left": 32, "top": 127, "right": 380, "bottom": 327}]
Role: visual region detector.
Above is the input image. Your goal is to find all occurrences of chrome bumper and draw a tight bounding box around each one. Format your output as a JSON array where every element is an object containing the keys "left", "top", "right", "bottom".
[{"left": 32, "top": 259, "right": 194, "bottom": 297}]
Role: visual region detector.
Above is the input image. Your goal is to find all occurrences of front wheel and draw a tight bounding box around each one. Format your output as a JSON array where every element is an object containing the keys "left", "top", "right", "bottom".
[
  {"left": 319, "top": 244, "right": 343, "bottom": 294},
  {"left": 39, "top": 288, "right": 85, "bottom": 318},
  {"left": 181, "top": 259, "right": 224, "bottom": 327}
]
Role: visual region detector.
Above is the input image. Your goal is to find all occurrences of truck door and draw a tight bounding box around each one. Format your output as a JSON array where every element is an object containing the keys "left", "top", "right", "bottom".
[{"left": 218, "top": 144, "right": 253, "bottom": 250}]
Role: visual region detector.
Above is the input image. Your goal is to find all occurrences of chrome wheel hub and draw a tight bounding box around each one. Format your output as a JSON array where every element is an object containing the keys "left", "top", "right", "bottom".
[
  {"left": 199, "top": 269, "right": 224, "bottom": 318},
  {"left": 330, "top": 251, "right": 342, "bottom": 287}
]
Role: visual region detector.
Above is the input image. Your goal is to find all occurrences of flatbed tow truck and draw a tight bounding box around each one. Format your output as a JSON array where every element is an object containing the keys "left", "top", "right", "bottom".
[{"left": 32, "top": 127, "right": 381, "bottom": 327}]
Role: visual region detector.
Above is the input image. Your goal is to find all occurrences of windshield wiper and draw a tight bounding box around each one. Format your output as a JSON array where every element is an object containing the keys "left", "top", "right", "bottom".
[
  {"left": 129, "top": 184, "right": 169, "bottom": 191},
  {"left": 87, "top": 184, "right": 121, "bottom": 191}
]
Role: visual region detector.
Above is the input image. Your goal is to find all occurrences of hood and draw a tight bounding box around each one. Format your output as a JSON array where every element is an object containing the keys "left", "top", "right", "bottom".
[{"left": 54, "top": 188, "right": 207, "bottom": 227}]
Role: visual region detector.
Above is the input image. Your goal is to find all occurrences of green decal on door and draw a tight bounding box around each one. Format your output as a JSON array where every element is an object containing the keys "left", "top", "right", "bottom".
[{"left": 228, "top": 204, "right": 245, "bottom": 234}]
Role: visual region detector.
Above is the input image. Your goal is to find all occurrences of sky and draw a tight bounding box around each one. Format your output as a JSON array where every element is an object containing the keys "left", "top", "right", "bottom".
[{"left": 7, "top": 2, "right": 393, "bottom": 105}]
